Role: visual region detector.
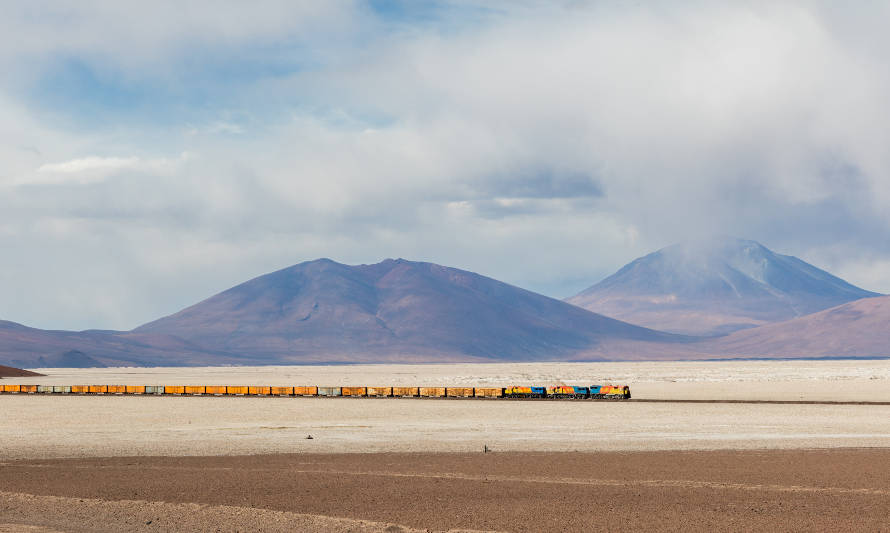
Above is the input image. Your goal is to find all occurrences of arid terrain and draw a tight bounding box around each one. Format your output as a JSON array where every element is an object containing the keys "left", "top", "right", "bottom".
[
  {"left": 3, "top": 361, "right": 890, "bottom": 531},
  {"left": 3, "top": 450, "right": 890, "bottom": 532}
]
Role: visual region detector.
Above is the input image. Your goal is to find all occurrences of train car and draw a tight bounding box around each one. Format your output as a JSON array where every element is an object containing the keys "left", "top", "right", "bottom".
[
  {"left": 145, "top": 386, "right": 165, "bottom": 395},
  {"left": 392, "top": 386, "right": 419, "bottom": 397},
  {"left": 205, "top": 386, "right": 227, "bottom": 395},
  {"left": 317, "top": 386, "right": 342, "bottom": 397},
  {"left": 504, "top": 386, "right": 546, "bottom": 398},
  {"left": 184, "top": 386, "right": 205, "bottom": 395},
  {"left": 227, "top": 386, "right": 248, "bottom": 395},
  {"left": 589, "top": 385, "right": 631, "bottom": 399},
  {"left": 37, "top": 385, "right": 53, "bottom": 394},
  {"left": 248, "top": 386, "right": 271, "bottom": 396},
  {"left": 88, "top": 385, "right": 107, "bottom": 394},
  {"left": 53, "top": 385, "right": 71, "bottom": 394},
  {"left": 367, "top": 387, "right": 392, "bottom": 397},
  {"left": 71, "top": 385, "right": 89, "bottom": 394},
  {"left": 446, "top": 387, "right": 474, "bottom": 398},
  {"left": 546, "top": 386, "right": 588, "bottom": 399},
  {"left": 270, "top": 386, "right": 293, "bottom": 396},
  {"left": 126, "top": 386, "right": 146, "bottom": 394},
  {"left": 474, "top": 387, "right": 503, "bottom": 398},
  {"left": 107, "top": 385, "right": 127, "bottom": 394},
  {"left": 20, "top": 385, "right": 38, "bottom": 394},
  {"left": 294, "top": 386, "right": 317, "bottom": 396},
  {"left": 419, "top": 387, "right": 446, "bottom": 398},
  {"left": 163, "top": 385, "right": 184, "bottom": 395},
  {"left": 2, "top": 384, "right": 20, "bottom": 393}
]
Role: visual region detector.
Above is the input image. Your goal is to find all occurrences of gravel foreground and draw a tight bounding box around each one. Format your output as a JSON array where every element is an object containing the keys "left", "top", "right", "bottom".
[{"left": 2, "top": 450, "right": 890, "bottom": 531}]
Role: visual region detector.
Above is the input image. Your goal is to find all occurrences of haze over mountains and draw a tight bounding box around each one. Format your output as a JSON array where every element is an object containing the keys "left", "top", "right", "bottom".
[
  {"left": 567, "top": 238, "right": 879, "bottom": 336},
  {"left": 0, "top": 238, "right": 887, "bottom": 368}
]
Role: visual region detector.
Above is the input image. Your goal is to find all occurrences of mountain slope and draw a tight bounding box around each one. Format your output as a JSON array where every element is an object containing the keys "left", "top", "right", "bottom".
[
  {"left": 703, "top": 296, "right": 890, "bottom": 357},
  {"left": 567, "top": 238, "right": 880, "bottom": 336},
  {"left": 135, "top": 258, "right": 689, "bottom": 363}
]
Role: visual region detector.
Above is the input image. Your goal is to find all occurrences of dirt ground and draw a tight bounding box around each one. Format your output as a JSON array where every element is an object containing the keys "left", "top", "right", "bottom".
[{"left": 2, "top": 450, "right": 890, "bottom": 532}]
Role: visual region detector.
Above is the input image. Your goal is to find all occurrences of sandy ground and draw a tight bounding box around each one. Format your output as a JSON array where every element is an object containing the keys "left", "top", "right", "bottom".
[
  {"left": 6, "top": 359, "right": 890, "bottom": 401},
  {"left": 3, "top": 450, "right": 890, "bottom": 532}
]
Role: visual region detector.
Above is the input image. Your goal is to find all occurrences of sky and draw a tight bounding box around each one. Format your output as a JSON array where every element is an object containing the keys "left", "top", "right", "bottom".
[{"left": 2, "top": 1, "right": 890, "bottom": 330}]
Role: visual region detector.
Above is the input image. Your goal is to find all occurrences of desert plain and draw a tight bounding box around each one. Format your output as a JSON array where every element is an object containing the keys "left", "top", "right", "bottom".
[{"left": 3, "top": 360, "right": 890, "bottom": 531}]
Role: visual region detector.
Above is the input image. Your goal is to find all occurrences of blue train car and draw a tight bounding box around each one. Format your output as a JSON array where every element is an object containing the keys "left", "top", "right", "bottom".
[{"left": 505, "top": 386, "right": 547, "bottom": 398}]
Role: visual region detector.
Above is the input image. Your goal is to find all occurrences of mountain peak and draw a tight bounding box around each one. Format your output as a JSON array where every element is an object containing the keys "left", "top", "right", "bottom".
[{"left": 568, "top": 239, "right": 880, "bottom": 336}]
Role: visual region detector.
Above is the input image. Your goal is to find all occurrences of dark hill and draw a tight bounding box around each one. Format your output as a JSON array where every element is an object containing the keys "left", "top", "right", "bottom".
[
  {"left": 0, "top": 364, "right": 43, "bottom": 377},
  {"left": 134, "top": 258, "right": 690, "bottom": 363},
  {"left": 567, "top": 238, "right": 879, "bottom": 336}
]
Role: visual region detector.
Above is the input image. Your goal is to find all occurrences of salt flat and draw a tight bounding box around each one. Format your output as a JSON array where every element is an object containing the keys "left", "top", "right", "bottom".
[{"left": 3, "top": 394, "right": 890, "bottom": 459}]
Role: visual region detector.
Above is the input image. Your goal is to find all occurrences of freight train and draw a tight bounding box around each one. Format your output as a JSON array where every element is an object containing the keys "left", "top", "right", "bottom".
[{"left": 0, "top": 384, "right": 631, "bottom": 399}]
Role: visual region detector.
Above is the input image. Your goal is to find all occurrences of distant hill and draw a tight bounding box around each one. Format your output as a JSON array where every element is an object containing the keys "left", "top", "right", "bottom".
[
  {"left": 567, "top": 238, "right": 880, "bottom": 336},
  {"left": 0, "top": 320, "right": 245, "bottom": 368},
  {"left": 133, "top": 258, "right": 689, "bottom": 363},
  {"left": 702, "top": 295, "right": 890, "bottom": 358},
  {"left": 0, "top": 364, "right": 43, "bottom": 377}
]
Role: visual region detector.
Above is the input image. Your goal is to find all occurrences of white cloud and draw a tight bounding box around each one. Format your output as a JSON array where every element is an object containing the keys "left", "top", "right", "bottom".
[
  {"left": 24, "top": 153, "right": 189, "bottom": 185},
  {"left": 38, "top": 156, "right": 139, "bottom": 174}
]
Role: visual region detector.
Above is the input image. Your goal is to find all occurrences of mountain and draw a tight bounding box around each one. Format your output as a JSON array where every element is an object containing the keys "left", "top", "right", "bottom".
[
  {"left": 567, "top": 238, "right": 880, "bottom": 336},
  {"left": 0, "top": 364, "right": 43, "bottom": 378},
  {"left": 702, "top": 295, "right": 890, "bottom": 358},
  {"left": 133, "top": 258, "right": 690, "bottom": 363}
]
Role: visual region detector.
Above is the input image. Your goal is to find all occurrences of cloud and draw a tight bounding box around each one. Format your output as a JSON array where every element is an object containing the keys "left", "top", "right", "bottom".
[
  {"left": 23, "top": 154, "right": 189, "bottom": 185},
  {"left": 38, "top": 156, "right": 139, "bottom": 174},
  {"left": 0, "top": 2, "right": 890, "bottom": 329}
]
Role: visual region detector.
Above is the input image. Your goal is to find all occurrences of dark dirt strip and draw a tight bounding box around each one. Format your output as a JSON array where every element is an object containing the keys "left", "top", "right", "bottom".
[{"left": 3, "top": 449, "right": 890, "bottom": 531}]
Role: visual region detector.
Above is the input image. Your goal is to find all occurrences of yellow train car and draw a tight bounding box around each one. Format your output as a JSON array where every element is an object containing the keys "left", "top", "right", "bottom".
[
  {"left": 294, "top": 386, "right": 317, "bottom": 396},
  {"left": 446, "top": 387, "right": 474, "bottom": 398},
  {"left": 205, "top": 386, "right": 226, "bottom": 395},
  {"left": 341, "top": 386, "right": 366, "bottom": 397},
  {"left": 107, "top": 385, "right": 126, "bottom": 394},
  {"left": 71, "top": 385, "right": 89, "bottom": 394},
  {"left": 392, "top": 387, "right": 419, "bottom": 397},
  {"left": 2, "top": 384, "right": 21, "bottom": 393},
  {"left": 165, "top": 385, "right": 185, "bottom": 395},
  {"left": 367, "top": 386, "right": 392, "bottom": 397},
  {"left": 419, "top": 387, "right": 446, "bottom": 398},
  {"left": 248, "top": 386, "right": 271, "bottom": 395},
  {"left": 227, "top": 386, "right": 248, "bottom": 395},
  {"left": 270, "top": 386, "right": 293, "bottom": 396},
  {"left": 20, "top": 385, "right": 38, "bottom": 393},
  {"left": 88, "top": 385, "right": 107, "bottom": 394},
  {"left": 474, "top": 387, "right": 502, "bottom": 398},
  {"left": 185, "top": 386, "right": 205, "bottom": 395},
  {"left": 125, "top": 385, "right": 146, "bottom": 394}
]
